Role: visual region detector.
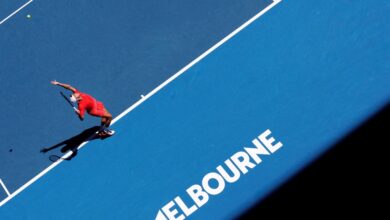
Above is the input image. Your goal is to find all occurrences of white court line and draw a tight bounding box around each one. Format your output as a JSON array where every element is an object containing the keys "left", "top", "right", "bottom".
[
  {"left": 0, "top": 0, "right": 34, "bottom": 25},
  {"left": 0, "top": 179, "right": 11, "bottom": 196},
  {"left": 0, "top": 0, "right": 282, "bottom": 207}
]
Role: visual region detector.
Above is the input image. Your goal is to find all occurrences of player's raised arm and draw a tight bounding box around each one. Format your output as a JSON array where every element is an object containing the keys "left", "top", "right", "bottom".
[{"left": 51, "top": 80, "right": 77, "bottom": 93}]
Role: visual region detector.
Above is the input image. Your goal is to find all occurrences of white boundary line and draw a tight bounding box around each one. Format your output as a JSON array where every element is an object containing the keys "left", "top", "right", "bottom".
[
  {"left": 0, "top": 0, "right": 34, "bottom": 25},
  {"left": 113, "top": 0, "right": 281, "bottom": 123},
  {"left": 0, "top": 0, "right": 281, "bottom": 207},
  {"left": 0, "top": 179, "right": 11, "bottom": 197}
]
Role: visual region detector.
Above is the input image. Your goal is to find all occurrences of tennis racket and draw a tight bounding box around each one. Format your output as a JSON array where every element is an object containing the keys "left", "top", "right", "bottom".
[{"left": 60, "top": 91, "right": 78, "bottom": 111}]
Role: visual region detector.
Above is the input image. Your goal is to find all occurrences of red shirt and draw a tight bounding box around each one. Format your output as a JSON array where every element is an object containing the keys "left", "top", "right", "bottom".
[{"left": 75, "top": 90, "right": 97, "bottom": 118}]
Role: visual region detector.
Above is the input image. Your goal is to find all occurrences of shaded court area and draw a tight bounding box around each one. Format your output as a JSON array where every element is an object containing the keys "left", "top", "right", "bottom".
[{"left": 238, "top": 103, "right": 389, "bottom": 218}]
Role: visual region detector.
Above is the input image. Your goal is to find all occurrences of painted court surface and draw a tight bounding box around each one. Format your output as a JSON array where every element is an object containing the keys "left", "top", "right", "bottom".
[{"left": 0, "top": 0, "right": 389, "bottom": 219}]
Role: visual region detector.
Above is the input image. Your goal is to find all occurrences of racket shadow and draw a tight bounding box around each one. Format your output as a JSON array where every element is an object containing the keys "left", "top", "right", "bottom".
[{"left": 41, "top": 126, "right": 103, "bottom": 161}]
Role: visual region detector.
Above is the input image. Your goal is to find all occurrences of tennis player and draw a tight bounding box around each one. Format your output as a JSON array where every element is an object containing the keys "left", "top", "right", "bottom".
[{"left": 51, "top": 80, "right": 115, "bottom": 137}]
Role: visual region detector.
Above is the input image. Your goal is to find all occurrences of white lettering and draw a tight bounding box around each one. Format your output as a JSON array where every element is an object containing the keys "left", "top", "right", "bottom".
[
  {"left": 162, "top": 201, "right": 184, "bottom": 220},
  {"left": 217, "top": 159, "right": 240, "bottom": 183},
  {"left": 157, "top": 129, "right": 284, "bottom": 219},
  {"left": 244, "top": 139, "right": 270, "bottom": 164},
  {"left": 202, "top": 172, "right": 225, "bottom": 195},
  {"left": 186, "top": 184, "right": 209, "bottom": 208},
  {"left": 259, "top": 129, "right": 283, "bottom": 153},
  {"left": 174, "top": 196, "right": 197, "bottom": 217},
  {"left": 231, "top": 151, "right": 256, "bottom": 174}
]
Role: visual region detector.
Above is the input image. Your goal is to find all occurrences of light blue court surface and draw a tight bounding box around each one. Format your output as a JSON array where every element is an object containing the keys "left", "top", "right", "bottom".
[{"left": 1, "top": 0, "right": 389, "bottom": 219}]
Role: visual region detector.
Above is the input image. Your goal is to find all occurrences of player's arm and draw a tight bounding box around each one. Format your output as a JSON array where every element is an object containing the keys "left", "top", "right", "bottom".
[
  {"left": 77, "top": 111, "right": 84, "bottom": 121},
  {"left": 51, "top": 80, "right": 77, "bottom": 93},
  {"left": 76, "top": 105, "right": 85, "bottom": 121},
  {"left": 40, "top": 141, "right": 66, "bottom": 153}
]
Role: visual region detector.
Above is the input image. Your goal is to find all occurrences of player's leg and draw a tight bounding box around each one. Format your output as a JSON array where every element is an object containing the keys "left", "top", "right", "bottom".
[
  {"left": 98, "top": 117, "right": 107, "bottom": 136},
  {"left": 89, "top": 101, "right": 113, "bottom": 136},
  {"left": 99, "top": 108, "right": 114, "bottom": 137},
  {"left": 102, "top": 108, "right": 112, "bottom": 128}
]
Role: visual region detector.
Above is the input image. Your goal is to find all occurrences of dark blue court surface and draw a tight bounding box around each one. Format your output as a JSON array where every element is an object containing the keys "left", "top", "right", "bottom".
[
  {"left": 0, "top": 0, "right": 28, "bottom": 22},
  {"left": 1, "top": 0, "right": 389, "bottom": 219}
]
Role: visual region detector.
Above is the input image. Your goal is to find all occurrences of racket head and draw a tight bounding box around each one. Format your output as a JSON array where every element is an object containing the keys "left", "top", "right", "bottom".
[
  {"left": 60, "top": 91, "right": 75, "bottom": 108},
  {"left": 49, "top": 155, "right": 62, "bottom": 162}
]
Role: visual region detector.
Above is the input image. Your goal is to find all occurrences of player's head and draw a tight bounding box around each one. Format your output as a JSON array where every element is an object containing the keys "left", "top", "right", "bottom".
[{"left": 70, "top": 93, "right": 81, "bottom": 103}]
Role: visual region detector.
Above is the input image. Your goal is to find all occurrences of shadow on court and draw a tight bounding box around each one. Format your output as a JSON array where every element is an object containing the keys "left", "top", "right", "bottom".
[
  {"left": 237, "top": 103, "right": 389, "bottom": 219},
  {"left": 40, "top": 126, "right": 102, "bottom": 161}
]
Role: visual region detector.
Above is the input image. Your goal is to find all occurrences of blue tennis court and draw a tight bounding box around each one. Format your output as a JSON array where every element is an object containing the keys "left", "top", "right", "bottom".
[{"left": 1, "top": 0, "right": 389, "bottom": 219}]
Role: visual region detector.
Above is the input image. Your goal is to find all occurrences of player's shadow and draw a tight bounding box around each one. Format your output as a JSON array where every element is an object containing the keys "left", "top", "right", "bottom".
[{"left": 40, "top": 126, "right": 103, "bottom": 161}]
